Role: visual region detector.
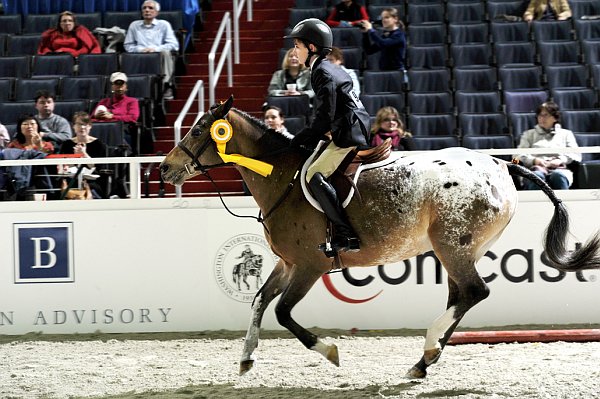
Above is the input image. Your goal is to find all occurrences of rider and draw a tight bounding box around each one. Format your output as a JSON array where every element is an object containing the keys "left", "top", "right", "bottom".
[{"left": 286, "top": 18, "right": 371, "bottom": 255}]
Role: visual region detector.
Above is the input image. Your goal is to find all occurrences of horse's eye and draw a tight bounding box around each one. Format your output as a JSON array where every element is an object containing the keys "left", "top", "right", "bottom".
[{"left": 191, "top": 127, "right": 201, "bottom": 137}]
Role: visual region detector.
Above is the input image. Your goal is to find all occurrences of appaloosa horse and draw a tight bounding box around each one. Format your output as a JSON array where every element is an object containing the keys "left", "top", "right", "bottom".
[{"left": 160, "top": 96, "right": 600, "bottom": 378}]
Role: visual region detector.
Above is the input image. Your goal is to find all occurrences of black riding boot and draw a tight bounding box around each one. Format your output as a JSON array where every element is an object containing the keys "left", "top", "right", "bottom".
[{"left": 309, "top": 172, "right": 360, "bottom": 253}]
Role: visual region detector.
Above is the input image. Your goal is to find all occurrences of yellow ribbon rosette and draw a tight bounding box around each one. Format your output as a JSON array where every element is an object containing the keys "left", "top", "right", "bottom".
[{"left": 210, "top": 119, "right": 273, "bottom": 177}]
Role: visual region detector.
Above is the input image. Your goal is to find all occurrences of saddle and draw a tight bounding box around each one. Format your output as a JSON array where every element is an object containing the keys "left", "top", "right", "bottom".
[{"left": 301, "top": 138, "right": 394, "bottom": 211}]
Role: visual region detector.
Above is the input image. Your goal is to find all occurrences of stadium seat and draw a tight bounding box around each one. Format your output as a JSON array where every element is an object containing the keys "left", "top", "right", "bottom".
[
  {"left": 408, "top": 113, "right": 456, "bottom": 136},
  {"left": 120, "top": 52, "right": 162, "bottom": 77},
  {"left": 582, "top": 39, "right": 600, "bottom": 65},
  {"left": 288, "top": 8, "right": 326, "bottom": 27},
  {"left": 407, "top": 2, "right": 445, "bottom": 24},
  {"left": 368, "top": 5, "right": 405, "bottom": 23},
  {"left": 407, "top": 44, "right": 447, "bottom": 68},
  {"left": 0, "top": 78, "right": 14, "bottom": 102},
  {"left": 76, "top": 12, "right": 103, "bottom": 32},
  {"left": 450, "top": 43, "right": 492, "bottom": 66},
  {"left": 0, "top": 101, "right": 36, "bottom": 124},
  {"left": 337, "top": 46, "right": 362, "bottom": 70},
  {"left": 6, "top": 34, "right": 42, "bottom": 56},
  {"left": 551, "top": 88, "right": 597, "bottom": 110},
  {"left": 90, "top": 121, "right": 127, "bottom": 151},
  {"left": 53, "top": 100, "right": 89, "bottom": 122},
  {"left": 448, "top": 22, "right": 489, "bottom": 44},
  {"left": 509, "top": 112, "right": 536, "bottom": 143},
  {"left": 574, "top": 133, "right": 600, "bottom": 162},
  {"left": 0, "top": 15, "right": 22, "bottom": 34},
  {"left": 408, "top": 23, "right": 446, "bottom": 45},
  {"left": 490, "top": 20, "right": 529, "bottom": 43},
  {"left": 77, "top": 53, "right": 119, "bottom": 77},
  {"left": 23, "top": 14, "right": 58, "bottom": 34},
  {"left": 494, "top": 41, "right": 536, "bottom": 66},
  {"left": 459, "top": 113, "right": 508, "bottom": 136},
  {"left": 294, "top": 0, "right": 329, "bottom": 8},
  {"left": 360, "top": 93, "right": 405, "bottom": 115},
  {"left": 446, "top": 0, "right": 486, "bottom": 23},
  {"left": 60, "top": 76, "right": 107, "bottom": 101},
  {"left": 498, "top": 64, "right": 543, "bottom": 90},
  {"left": 453, "top": 66, "right": 497, "bottom": 91},
  {"left": 265, "top": 95, "right": 311, "bottom": 119},
  {"left": 331, "top": 28, "right": 363, "bottom": 48},
  {"left": 592, "top": 64, "right": 600, "bottom": 89},
  {"left": 537, "top": 40, "right": 580, "bottom": 66},
  {"left": 362, "top": 70, "right": 404, "bottom": 94},
  {"left": 407, "top": 67, "right": 450, "bottom": 92},
  {"left": 412, "top": 135, "right": 460, "bottom": 150},
  {"left": 14, "top": 78, "right": 60, "bottom": 101},
  {"left": 32, "top": 54, "right": 75, "bottom": 77},
  {"left": 503, "top": 89, "right": 549, "bottom": 113},
  {"left": 407, "top": 91, "right": 453, "bottom": 114},
  {"left": 462, "top": 135, "right": 514, "bottom": 161},
  {"left": 569, "top": 0, "right": 600, "bottom": 20},
  {"left": 574, "top": 18, "right": 600, "bottom": 40},
  {"left": 545, "top": 64, "right": 589, "bottom": 88},
  {"left": 561, "top": 109, "right": 600, "bottom": 133},
  {"left": 0, "top": 56, "right": 31, "bottom": 78},
  {"left": 283, "top": 116, "right": 305, "bottom": 135},
  {"left": 486, "top": 0, "right": 526, "bottom": 20},
  {"left": 455, "top": 90, "right": 502, "bottom": 113},
  {"left": 103, "top": 11, "right": 141, "bottom": 30},
  {"left": 532, "top": 20, "right": 574, "bottom": 42}
]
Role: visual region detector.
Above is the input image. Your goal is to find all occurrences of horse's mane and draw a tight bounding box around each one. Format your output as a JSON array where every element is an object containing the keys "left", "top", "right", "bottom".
[{"left": 230, "top": 107, "right": 292, "bottom": 151}]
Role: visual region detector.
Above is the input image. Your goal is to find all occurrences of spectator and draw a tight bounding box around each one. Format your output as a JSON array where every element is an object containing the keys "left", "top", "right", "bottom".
[
  {"left": 268, "top": 48, "right": 314, "bottom": 99},
  {"left": 8, "top": 115, "right": 55, "bottom": 154},
  {"left": 91, "top": 72, "right": 140, "bottom": 146},
  {"left": 264, "top": 106, "right": 293, "bottom": 139},
  {"left": 124, "top": 0, "right": 179, "bottom": 100},
  {"left": 34, "top": 90, "right": 72, "bottom": 151},
  {"left": 523, "top": 0, "right": 572, "bottom": 22},
  {"left": 326, "top": 47, "right": 360, "bottom": 96},
  {"left": 361, "top": 7, "right": 406, "bottom": 71},
  {"left": 515, "top": 101, "right": 580, "bottom": 190},
  {"left": 0, "top": 122, "right": 10, "bottom": 149},
  {"left": 37, "top": 11, "right": 101, "bottom": 57},
  {"left": 371, "top": 106, "right": 414, "bottom": 151},
  {"left": 326, "top": 0, "right": 369, "bottom": 28}
]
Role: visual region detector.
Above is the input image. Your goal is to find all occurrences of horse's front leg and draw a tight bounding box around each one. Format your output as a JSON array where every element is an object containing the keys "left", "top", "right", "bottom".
[
  {"left": 243, "top": 274, "right": 250, "bottom": 291},
  {"left": 274, "top": 265, "right": 339, "bottom": 367},
  {"left": 407, "top": 268, "right": 489, "bottom": 379},
  {"left": 240, "top": 259, "right": 287, "bottom": 375}
]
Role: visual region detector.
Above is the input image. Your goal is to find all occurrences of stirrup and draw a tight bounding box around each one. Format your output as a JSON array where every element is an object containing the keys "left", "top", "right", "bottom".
[
  {"left": 332, "top": 237, "right": 360, "bottom": 252},
  {"left": 318, "top": 226, "right": 338, "bottom": 258}
]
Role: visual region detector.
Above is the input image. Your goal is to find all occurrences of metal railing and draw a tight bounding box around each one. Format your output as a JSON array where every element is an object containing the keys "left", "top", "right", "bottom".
[
  {"left": 233, "top": 0, "right": 253, "bottom": 64},
  {"left": 208, "top": 12, "right": 233, "bottom": 107}
]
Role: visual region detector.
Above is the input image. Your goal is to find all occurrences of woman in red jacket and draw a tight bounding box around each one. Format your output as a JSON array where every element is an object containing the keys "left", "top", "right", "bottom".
[
  {"left": 325, "top": 0, "right": 369, "bottom": 28},
  {"left": 38, "top": 11, "right": 101, "bottom": 57}
]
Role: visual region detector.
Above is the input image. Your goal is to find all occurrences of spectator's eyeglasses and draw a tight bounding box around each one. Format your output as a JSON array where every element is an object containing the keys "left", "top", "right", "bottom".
[{"left": 382, "top": 118, "right": 398, "bottom": 123}]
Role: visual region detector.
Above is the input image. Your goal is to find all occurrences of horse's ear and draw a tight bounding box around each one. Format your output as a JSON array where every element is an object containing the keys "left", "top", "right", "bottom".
[{"left": 213, "top": 95, "right": 234, "bottom": 119}]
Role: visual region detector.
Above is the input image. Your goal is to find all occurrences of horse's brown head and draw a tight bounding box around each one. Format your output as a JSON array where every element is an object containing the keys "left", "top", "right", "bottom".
[{"left": 160, "top": 95, "right": 234, "bottom": 185}]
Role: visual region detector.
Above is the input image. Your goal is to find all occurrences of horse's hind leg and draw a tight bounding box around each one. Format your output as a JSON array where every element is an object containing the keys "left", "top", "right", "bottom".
[
  {"left": 408, "top": 264, "right": 489, "bottom": 379},
  {"left": 240, "top": 259, "right": 286, "bottom": 375},
  {"left": 275, "top": 266, "right": 340, "bottom": 366}
]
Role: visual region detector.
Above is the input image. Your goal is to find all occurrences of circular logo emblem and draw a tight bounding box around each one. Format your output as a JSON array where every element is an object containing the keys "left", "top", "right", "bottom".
[{"left": 214, "top": 234, "right": 278, "bottom": 303}]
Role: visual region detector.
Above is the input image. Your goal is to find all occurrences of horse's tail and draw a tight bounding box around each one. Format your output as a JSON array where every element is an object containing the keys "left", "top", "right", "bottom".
[{"left": 507, "top": 162, "right": 600, "bottom": 271}]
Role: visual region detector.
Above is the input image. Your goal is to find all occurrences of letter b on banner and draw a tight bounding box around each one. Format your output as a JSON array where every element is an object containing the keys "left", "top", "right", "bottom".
[{"left": 14, "top": 223, "right": 74, "bottom": 283}]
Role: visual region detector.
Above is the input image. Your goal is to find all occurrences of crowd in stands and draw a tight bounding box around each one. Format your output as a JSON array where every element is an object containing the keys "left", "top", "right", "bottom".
[
  {"left": 0, "top": 0, "right": 185, "bottom": 200},
  {"left": 264, "top": 0, "right": 600, "bottom": 190}
]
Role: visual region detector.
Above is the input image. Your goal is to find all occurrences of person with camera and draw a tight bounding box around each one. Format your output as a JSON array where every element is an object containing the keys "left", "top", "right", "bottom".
[
  {"left": 361, "top": 7, "right": 406, "bottom": 71},
  {"left": 325, "top": 0, "right": 369, "bottom": 28}
]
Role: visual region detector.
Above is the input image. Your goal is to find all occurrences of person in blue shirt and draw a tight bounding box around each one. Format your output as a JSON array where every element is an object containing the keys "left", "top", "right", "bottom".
[
  {"left": 124, "top": 0, "right": 179, "bottom": 100},
  {"left": 361, "top": 7, "right": 406, "bottom": 71}
]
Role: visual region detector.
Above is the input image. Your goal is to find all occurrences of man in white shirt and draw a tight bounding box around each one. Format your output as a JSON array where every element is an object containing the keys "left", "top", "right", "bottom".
[{"left": 124, "top": 0, "right": 179, "bottom": 100}]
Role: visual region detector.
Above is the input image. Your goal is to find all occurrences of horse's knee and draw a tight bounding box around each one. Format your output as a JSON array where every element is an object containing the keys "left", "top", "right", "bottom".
[{"left": 274, "top": 302, "right": 291, "bottom": 327}]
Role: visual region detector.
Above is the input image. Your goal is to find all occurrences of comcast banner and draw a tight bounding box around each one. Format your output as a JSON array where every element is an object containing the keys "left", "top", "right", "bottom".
[{"left": 0, "top": 192, "right": 599, "bottom": 335}]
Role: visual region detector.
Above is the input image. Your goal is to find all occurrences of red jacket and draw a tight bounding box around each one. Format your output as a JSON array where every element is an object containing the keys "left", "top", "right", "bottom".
[
  {"left": 326, "top": 3, "right": 369, "bottom": 27},
  {"left": 38, "top": 25, "right": 101, "bottom": 57}
]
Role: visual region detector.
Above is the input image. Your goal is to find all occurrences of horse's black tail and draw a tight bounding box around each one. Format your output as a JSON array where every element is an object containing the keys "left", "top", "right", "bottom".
[{"left": 507, "top": 162, "right": 600, "bottom": 271}]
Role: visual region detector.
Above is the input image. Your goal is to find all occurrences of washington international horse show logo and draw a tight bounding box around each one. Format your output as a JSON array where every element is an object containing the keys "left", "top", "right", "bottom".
[{"left": 214, "top": 234, "right": 278, "bottom": 303}]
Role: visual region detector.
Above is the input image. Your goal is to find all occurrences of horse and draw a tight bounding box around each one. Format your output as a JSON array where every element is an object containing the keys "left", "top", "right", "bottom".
[
  {"left": 233, "top": 255, "right": 264, "bottom": 291},
  {"left": 160, "top": 96, "right": 600, "bottom": 379}
]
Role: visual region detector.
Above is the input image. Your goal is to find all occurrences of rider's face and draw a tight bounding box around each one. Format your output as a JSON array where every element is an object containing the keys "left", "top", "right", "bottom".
[{"left": 293, "top": 39, "right": 309, "bottom": 65}]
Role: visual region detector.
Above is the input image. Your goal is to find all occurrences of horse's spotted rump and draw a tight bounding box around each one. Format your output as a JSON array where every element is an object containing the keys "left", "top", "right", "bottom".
[{"left": 459, "top": 234, "right": 472, "bottom": 246}]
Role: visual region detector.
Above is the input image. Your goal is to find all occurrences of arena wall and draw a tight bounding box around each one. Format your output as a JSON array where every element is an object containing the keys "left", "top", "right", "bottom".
[{"left": 1, "top": 190, "right": 599, "bottom": 335}]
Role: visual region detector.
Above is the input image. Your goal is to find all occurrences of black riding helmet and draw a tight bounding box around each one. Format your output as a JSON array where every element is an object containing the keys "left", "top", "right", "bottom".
[{"left": 285, "top": 18, "right": 333, "bottom": 67}]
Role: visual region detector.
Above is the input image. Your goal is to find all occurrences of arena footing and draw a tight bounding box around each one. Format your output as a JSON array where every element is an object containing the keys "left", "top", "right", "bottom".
[{"left": 448, "top": 329, "right": 600, "bottom": 345}]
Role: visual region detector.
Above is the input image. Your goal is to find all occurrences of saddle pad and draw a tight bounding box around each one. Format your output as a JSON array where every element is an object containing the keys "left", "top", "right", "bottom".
[{"left": 300, "top": 141, "right": 400, "bottom": 212}]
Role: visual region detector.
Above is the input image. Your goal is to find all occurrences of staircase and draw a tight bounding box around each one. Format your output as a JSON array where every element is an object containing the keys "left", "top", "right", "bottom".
[{"left": 146, "top": 0, "right": 294, "bottom": 197}]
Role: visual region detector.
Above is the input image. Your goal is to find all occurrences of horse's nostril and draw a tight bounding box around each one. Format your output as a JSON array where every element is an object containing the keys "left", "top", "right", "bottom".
[{"left": 160, "top": 164, "right": 169, "bottom": 174}]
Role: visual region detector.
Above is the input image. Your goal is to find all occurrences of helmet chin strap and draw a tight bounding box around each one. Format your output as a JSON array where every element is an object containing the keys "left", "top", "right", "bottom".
[{"left": 304, "top": 50, "right": 317, "bottom": 68}]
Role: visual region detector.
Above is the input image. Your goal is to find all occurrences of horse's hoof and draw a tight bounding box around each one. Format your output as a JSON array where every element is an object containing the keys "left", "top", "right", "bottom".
[
  {"left": 406, "top": 366, "right": 427, "bottom": 379},
  {"left": 326, "top": 344, "right": 340, "bottom": 367},
  {"left": 424, "top": 348, "right": 442, "bottom": 365},
  {"left": 239, "top": 359, "right": 254, "bottom": 376}
]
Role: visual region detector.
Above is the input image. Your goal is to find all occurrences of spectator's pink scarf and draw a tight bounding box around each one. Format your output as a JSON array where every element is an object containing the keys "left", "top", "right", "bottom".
[{"left": 372, "top": 129, "right": 401, "bottom": 148}]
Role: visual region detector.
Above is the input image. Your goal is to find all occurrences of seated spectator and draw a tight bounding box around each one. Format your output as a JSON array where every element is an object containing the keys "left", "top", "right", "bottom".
[
  {"left": 8, "top": 115, "right": 55, "bottom": 154},
  {"left": 91, "top": 72, "right": 140, "bottom": 147},
  {"left": 35, "top": 90, "right": 73, "bottom": 151},
  {"left": 37, "top": 11, "right": 101, "bottom": 57},
  {"left": 264, "top": 106, "right": 293, "bottom": 139},
  {"left": 326, "top": 0, "right": 369, "bottom": 28},
  {"left": 124, "top": 0, "right": 179, "bottom": 100},
  {"left": 268, "top": 48, "right": 314, "bottom": 99},
  {"left": 0, "top": 122, "right": 10, "bottom": 149},
  {"left": 524, "top": 0, "right": 572, "bottom": 21},
  {"left": 370, "top": 106, "right": 414, "bottom": 151},
  {"left": 326, "top": 47, "right": 360, "bottom": 96},
  {"left": 514, "top": 101, "right": 580, "bottom": 190},
  {"left": 60, "top": 111, "right": 107, "bottom": 199},
  {"left": 361, "top": 7, "right": 406, "bottom": 71}
]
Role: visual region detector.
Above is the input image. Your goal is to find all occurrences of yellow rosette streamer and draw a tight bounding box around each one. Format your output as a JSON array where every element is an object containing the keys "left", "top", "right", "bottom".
[{"left": 210, "top": 119, "right": 273, "bottom": 177}]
